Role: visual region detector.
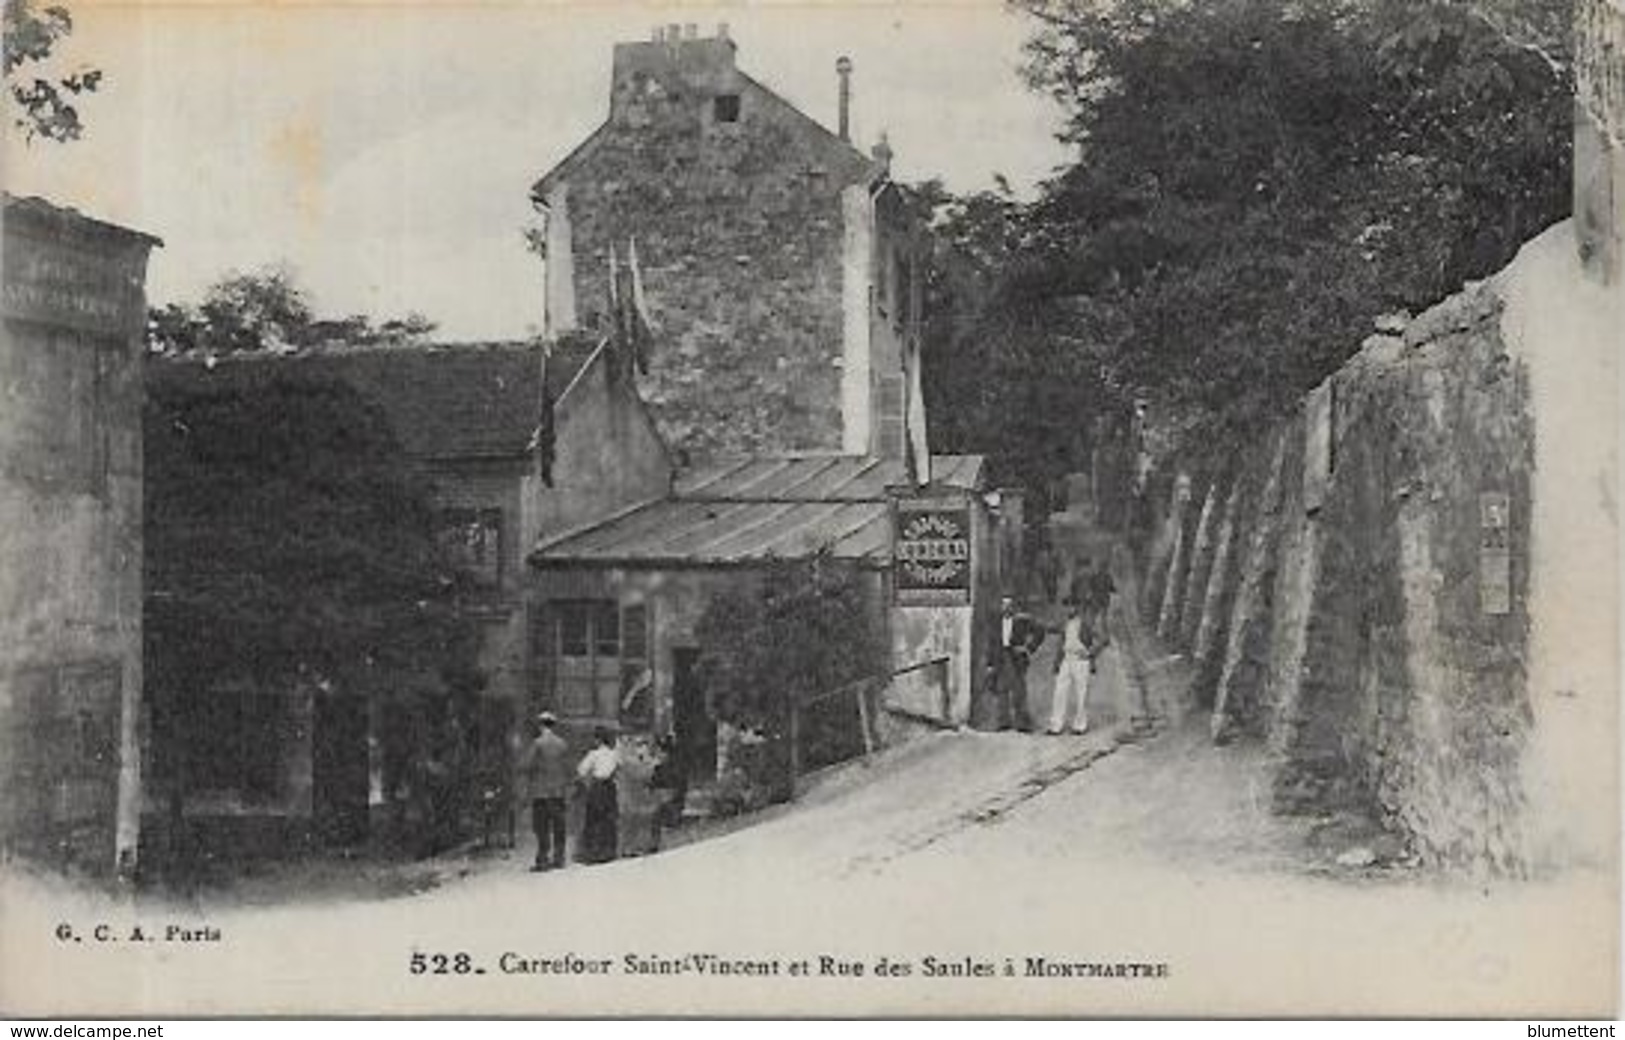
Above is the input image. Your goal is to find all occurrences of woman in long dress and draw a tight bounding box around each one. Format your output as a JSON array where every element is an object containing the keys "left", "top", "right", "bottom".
[{"left": 575, "top": 727, "right": 621, "bottom": 864}]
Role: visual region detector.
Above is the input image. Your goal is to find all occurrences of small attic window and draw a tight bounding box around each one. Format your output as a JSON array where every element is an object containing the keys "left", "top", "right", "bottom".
[{"left": 714, "top": 94, "right": 741, "bottom": 123}]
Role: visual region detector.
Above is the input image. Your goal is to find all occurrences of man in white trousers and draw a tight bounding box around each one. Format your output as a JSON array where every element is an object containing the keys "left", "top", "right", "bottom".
[{"left": 1048, "top": 597, "right": 1101, "bottom": 735}]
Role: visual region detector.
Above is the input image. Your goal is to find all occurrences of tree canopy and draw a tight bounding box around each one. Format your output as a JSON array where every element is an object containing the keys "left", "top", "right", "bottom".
[
  {"left": 148, "top": 266, "right": 439, "bottom": 355},
  {"left": 144, "top": 376, "right": 483, "bottom": 702},
  {"left": 694, "top": 557, "right": 886, "bottom": 731},
  {"left": 922, "top": 0, "right": 1572, "bottom": 473},
  {"left": 4, "top": 0, "right": 100, "bottom": 143}
]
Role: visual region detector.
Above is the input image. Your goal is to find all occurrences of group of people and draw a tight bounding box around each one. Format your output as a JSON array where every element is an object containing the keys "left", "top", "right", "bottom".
[
  {"left": 516, "top": 713, "right": 688, "bottom": 872},
  {"left": 993, "top": 555, "right": 1118, "bottom": 735}
]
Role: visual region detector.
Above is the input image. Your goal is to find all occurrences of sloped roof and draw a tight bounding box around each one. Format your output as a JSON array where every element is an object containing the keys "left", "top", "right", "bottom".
[
  {"left": 674, "top": 453, "right": 982, "bottom": 501},
  {"left": 533, "top": 453, "right": 984, "bottom": 568},
  {"left": 148, "top": 339, "right": 599, "bottom": 461},
  {"left": 531, "top": 67, "right": 880, "bottom": 203},
  {"left": 4, "top": 193, "right": 164, "bottom": 247}
]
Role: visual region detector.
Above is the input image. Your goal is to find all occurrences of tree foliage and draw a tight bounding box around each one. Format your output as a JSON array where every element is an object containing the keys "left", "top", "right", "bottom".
[
  {"left": 694, "top": 557, "right": 886, "bottom": 730},
  {"left": 148, "top": 266, "right": 439, "bottom": 355},
  {"left": 918, "top": 176, "right": 1129, "bottom": 513},
  {"left": 924, "top": 0, "right": 1572, "bottom": 469},
  {"left": 144, "top": 376, "right": 484, "bottom": 701},
  {"left": 4, "top": 0, "right": 100, "bottom": 143}
]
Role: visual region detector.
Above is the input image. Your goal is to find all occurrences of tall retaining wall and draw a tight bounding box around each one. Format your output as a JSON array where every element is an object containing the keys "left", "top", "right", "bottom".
[{"left": 1144, "top": 227, "right": 1614, "bottom": 873}]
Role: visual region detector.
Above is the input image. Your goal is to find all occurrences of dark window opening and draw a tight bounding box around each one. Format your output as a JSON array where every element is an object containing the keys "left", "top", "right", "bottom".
[
  {"left": 714, "top": 94, "right": 741, "bottom": 123},
  {"left": 592, "top": 600, "right": 621, "bottom": 658},
  {"left": 437, "top": 508, "right": 503, "bottom": 588},
  {"left": 896, "top": 254, "right": 914, "bottom": 331}
]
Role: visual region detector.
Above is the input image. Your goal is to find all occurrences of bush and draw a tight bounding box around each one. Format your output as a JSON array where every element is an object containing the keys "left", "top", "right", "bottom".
[{"left": 694, "top": 556, "right": 886, "bottom": 801}]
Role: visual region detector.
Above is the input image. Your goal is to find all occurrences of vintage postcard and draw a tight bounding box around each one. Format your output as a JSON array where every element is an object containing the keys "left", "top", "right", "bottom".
[{"left": 0, "top": 0, "right": 1619, "bottom": 1019}]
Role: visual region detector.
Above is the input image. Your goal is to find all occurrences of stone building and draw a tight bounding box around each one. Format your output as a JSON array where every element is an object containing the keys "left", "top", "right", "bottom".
[
  {"left": 530, "top": 452, "right": 995, "bottom": 782},
  {"left": 523, "top": 28, "right": 1001, "bottom": 786},
  {"left": 532, "top": 25, "right": 930, "bottom": 467},
  {"left": 143, "top": 335, "right": 665, "bottom": 847},
  {"left": 0, "top": 196, "right": 160, "bottom": 879}
]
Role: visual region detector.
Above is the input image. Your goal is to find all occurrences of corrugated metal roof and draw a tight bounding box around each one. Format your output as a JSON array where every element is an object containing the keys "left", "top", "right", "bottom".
[
  {"left": 673, "top": 453, "right": 983, "bottom": 500},
  {"left": 534, "top": 453, "right": 984, "bottom": 568}
]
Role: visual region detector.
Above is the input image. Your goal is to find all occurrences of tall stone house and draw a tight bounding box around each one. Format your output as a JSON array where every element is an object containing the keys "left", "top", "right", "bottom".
[
  {"left": 524, "top": 29, "right": 1002, "bottom": 789},
  {"left": 532, "top": 24, "right": 930, "bottom": 469}
]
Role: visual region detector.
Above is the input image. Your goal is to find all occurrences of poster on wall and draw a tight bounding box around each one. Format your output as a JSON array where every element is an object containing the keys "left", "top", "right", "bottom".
[{"left": 893, "top": 498, "right": 972, "bottom": 606}]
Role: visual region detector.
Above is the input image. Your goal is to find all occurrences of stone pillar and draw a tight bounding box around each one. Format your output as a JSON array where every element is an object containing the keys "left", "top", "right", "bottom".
[
  {"left": 1212, "top": 431, "right": 1288, "bottom": 741},
  {"left": 1155, "top": 474, "right": 1192, "bottom": 640},
  {"left": 1264, "top": 421, "right": 1324, "bottom": 761},
  {"left": 1178, "top": 479, "right": 1221, "bottom": 649},
  {"left": 1194, "top": 480, "right": 1240, "bottom": 667}
]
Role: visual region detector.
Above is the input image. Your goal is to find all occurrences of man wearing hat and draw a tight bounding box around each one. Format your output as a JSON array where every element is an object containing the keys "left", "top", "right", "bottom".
[{"left": 519, "top": 711, "right": 571, "bottom": 871}]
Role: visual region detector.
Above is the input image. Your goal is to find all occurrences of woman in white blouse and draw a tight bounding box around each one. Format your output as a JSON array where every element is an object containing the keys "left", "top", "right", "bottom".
[{"left": 575, "top": 727, "right": 621, "bottom": 864}]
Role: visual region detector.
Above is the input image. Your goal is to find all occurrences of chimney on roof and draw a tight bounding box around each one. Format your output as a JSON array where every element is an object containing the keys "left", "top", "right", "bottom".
[
  {"left": 872, "top": 132, "right": 893, "bottom": 175},
  {"left": 717, "top": 22, "right": 729, "bottom": 41},
  {"left": 836, "top": 56, "right": 853, "bottom": 143},
  {"left": 650, "top": 25, "right": 662, "bottom": 41},
  {"left": 683, "top": 22, "right": 697, "bottom": 39}
]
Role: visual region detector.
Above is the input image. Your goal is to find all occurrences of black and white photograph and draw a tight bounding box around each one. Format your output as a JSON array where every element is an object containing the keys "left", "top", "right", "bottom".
[{"left": 0, "top": 0, "right": 1619, "bottom": 1019}]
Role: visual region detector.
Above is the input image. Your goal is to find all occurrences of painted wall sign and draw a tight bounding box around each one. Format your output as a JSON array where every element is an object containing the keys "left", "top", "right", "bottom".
[
  {"left": 1480, "top": 491, "right": 1511, "bottom": 616},
  {"left": 1, "top": 235, "right": 145, "bottom": 338},
  {"left": 894, "top": 500, "right": 971, "bottom": 606}
]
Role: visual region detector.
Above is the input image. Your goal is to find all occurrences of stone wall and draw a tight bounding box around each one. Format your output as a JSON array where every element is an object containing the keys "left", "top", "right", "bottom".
[
  {"left": 1188, "top": 0, "right": 1624, "bottom": 874},
  {"left": 1142, "top": 3, "right": 1619, "bottom": 876},
  {"left": 0, "top": 198, "right": 157, "bottom": 879},
  {"left": 1147, "top": 270, "right": 1559, "bottom": 873},
  {"left": 537, "top": 35, "right": 876, "bottom": 461}
]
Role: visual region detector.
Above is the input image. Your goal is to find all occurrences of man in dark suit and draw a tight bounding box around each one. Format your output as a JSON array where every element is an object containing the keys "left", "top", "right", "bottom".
[{"left": 997, "top": 595, "right": 1047, "bottom": 732}]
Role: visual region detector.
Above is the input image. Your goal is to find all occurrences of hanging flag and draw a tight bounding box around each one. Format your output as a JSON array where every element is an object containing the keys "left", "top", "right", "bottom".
[
  {"left": 904, "top": 338, "right": 931, "bottom": 486},
  {"left": 606, "top": 242, "right": 628, "bottom": 383},
  {"left": 626, "top": 237, "right": 654, "bottom": 376},
  {"left": 528, "top": 337, "right": 557, "bottom": 487}
]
